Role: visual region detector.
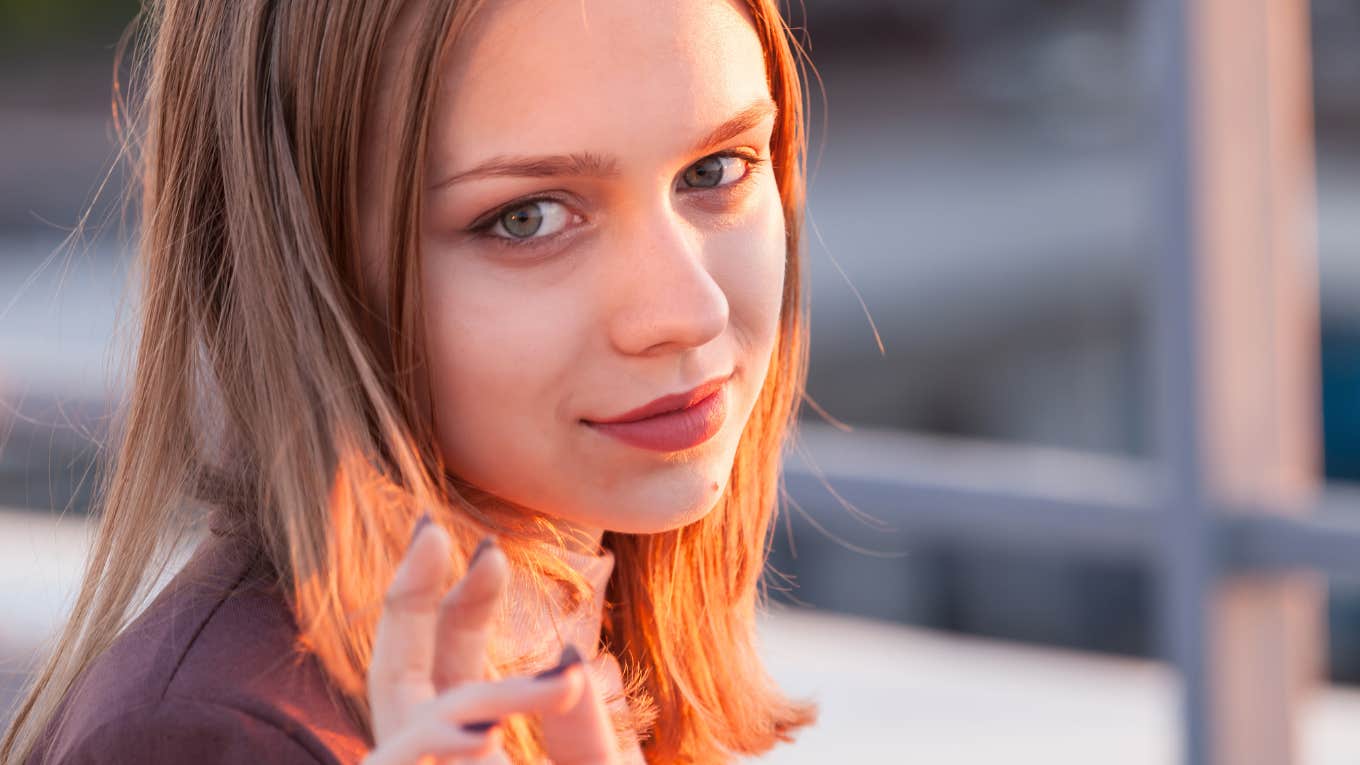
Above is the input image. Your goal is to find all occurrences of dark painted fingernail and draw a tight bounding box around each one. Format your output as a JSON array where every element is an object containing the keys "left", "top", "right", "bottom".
[
  {"left": 468, "top": 535, "right": 496, "bottom": 568},
  {"left": 534, "top": 643, "right": 583, "bottom": 680},
  {"left": 407, "top": 512, "right": 432, "bottom": 551},
  {"left": 459, "top": 718, "right": 500, "bottom": 734}
]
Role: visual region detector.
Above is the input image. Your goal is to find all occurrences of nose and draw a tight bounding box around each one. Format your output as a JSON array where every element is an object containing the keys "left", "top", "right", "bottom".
[{"left": 604, "top": 205, "right": 729, "bottom": 357}]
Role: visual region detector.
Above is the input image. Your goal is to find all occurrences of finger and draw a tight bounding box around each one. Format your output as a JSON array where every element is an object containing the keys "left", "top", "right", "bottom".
[
  {"left": 359, "top": 719, "right": 502, "bottom": 765},
  {"left": 451, "top": 747, "right": 514, "bottom": 765},
  {"left": 432, "top": 537, "right": 508, "bottom": 693},
  {"left": 539, "top": 646, "right": 621, "bottom": 765},
  {"left": 432, "top": 665, "right": 586, "bottom": 725},
  {"left": 369, "top": 512, "right": 453, "bottom": 738},
  {"left": 442, "top": 728, "right": 514, "bottom": 765}
]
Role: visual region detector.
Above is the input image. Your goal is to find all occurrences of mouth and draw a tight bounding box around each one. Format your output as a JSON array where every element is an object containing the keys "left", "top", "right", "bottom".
[
  {"left": 582, "top": 373, "right": 732, "bottom": 452},
  {"left": 587, "top": 373, "right": 732, "bottom": 424}
]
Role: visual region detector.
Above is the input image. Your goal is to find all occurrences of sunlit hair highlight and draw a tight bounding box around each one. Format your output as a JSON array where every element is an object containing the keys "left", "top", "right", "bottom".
[{"left": 0, "top": 1, "right": 816, "bottom": 762}]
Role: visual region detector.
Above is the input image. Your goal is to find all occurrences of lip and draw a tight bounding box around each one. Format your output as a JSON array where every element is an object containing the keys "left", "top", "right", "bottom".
[
  {"left": 583, "top": 374, "right": 732, "bottom": 452},
  {"left": 587, "top": 374, "right": 732, "bottom": 424}
]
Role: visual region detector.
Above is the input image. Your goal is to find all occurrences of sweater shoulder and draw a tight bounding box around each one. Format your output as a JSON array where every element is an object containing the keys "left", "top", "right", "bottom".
[
  {"left": 58, "top": 697, "right": 330, "bottom": 764},
  {"left": 34, "top": 533, "right": 369, "bottom": 764}
]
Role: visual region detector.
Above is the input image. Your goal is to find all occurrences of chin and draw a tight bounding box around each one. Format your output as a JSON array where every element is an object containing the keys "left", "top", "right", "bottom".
[{"left": 587, "top": 471, "right": 733, "bottom": 535}]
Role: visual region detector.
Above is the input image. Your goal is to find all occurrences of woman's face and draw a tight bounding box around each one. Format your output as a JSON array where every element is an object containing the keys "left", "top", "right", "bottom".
[{"left": 397, "top": 0, "right": 785, "bottom": 539}]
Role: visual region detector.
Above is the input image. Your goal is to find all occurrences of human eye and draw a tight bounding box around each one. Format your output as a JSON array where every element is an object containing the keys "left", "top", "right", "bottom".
[
  {"left": 467, "top": 196, "right": 582, "bottom": 248},
  {"left": 677, "top": 150, "right": 766, "bottom": 192}
]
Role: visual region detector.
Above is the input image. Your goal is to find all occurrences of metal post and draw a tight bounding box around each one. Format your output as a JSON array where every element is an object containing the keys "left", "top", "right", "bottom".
[{"left": 1154, "top": 1, "right": 1322, "bottom": 763}]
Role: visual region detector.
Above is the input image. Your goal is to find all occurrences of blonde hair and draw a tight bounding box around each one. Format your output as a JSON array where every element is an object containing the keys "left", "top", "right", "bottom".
[{"left": 1, "top": 1, "right": 816, "bottom": 762}]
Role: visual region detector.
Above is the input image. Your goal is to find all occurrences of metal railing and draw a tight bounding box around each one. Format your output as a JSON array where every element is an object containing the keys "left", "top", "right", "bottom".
[{"left": 784, "top": 2, "right": 1337, "bottom": 763}]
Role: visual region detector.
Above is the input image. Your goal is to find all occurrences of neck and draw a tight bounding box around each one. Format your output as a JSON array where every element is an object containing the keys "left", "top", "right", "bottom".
[
  {"left": 500, "top": 530, "right": 616, "bottom": 663},
  {"left": 455, "top": 483, "right": 605, "bottom": 555},
  {"left": 550, "top": 518, "right": 605, "bottom": 556}
]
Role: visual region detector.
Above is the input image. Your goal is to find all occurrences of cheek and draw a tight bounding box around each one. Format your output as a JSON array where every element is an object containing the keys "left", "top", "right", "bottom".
[
  {"left": 710, "top": 182, "right": 787, "bottom": 352},
  {"left": 420, "top": 260, "right": 585, "bottom": 477}
]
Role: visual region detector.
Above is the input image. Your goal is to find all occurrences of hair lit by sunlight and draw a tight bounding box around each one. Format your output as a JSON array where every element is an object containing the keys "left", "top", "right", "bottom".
[{"left": 0, "top": 2, "right": 818, "bottom": 763}]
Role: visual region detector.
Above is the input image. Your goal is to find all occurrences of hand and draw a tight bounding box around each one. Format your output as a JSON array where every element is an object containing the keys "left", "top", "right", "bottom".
[
  {"left": 360, "top": 514, "right": 624, "bottom": 765},
  {"left": 361, "top": 515, "right": 575, "bottom": 764},
  {"left": 537, "top": 640, "right": 627, "bottom": 765}
]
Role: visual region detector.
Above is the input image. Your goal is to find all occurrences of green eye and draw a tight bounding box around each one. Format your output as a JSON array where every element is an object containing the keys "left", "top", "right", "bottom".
[
  {"left": 684, "top": 156, "right": 725, "bottom": 188},
  {"left": 682, "top": 154, "right": 746, "bottom": 189},
  {"left": 488, "top": 199, "right": 571, "bottom": 241},
  {"left": 500, "top": 203, "right": 544, "bottom": 237}
]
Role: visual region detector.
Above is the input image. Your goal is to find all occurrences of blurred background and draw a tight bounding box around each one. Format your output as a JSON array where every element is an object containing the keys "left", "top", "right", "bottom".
[{"left": 3, "top": 0, "right": 1360, "bottom": 762}]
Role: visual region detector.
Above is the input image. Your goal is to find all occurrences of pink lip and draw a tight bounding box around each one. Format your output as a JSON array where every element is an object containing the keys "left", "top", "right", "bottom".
[
  {"left": 588, "top": 374, "right": 731, "bottom": 424},
  {"left": 584, "top": 375, "right": 731, "bottom": 452}
]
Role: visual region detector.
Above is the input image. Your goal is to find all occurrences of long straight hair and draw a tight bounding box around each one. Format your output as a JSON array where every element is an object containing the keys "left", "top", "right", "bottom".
[{"left": 1, "top": 1, "right": 815, "bottom": 762}]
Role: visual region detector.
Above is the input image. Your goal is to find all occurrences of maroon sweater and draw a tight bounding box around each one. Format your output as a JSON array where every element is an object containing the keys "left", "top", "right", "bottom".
[{"left": 27, "top": 531, "right": 369, "bottom": 764}]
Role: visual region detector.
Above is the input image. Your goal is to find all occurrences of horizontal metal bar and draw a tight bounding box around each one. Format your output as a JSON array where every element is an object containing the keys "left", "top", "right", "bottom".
[
  {"left": 784, "top": 424, "right": 1360, "bottom": 577},
  {"left": 782, "top": 424, "right": 1162, "bottom": 561},
  {"left": 1219, "top": 487, "right": 1360, "bottom": 579},
  {"left": 782, "top": 468, "right": 1161, "bottom": 561}
]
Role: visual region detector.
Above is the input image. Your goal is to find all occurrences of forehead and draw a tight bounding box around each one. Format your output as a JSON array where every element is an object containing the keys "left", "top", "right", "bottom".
[{"left": 434, "top": 0, "right": 770, "bottom": 165}]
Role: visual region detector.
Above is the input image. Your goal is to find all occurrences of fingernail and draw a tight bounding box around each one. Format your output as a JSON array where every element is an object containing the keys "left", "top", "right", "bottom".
[
  {"left": 533, "top": 643, "right": 583, "bottom": 680},
  {"left": 407, "top": 511, "right": 432, "bottom": 551},
  {"left": 468, "top": 535, "right": 496, "bottom": 568},
  {"left": 459, "top": 718, "right": 500, "bottom": 734}
]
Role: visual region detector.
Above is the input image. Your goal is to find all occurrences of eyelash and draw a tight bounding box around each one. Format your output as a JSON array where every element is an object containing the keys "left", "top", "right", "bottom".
[{"left": 466, "top": 149, "right": 768, "bottom": 252}]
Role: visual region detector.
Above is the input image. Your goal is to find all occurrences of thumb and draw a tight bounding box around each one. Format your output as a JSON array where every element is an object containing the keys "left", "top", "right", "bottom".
[{"left": 538, "top": 645, "right": 621, "bottom": 765}]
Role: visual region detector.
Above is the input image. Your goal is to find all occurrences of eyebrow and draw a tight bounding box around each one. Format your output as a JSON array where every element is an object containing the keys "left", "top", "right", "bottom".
[
  {"left": 428, "top": 97, "right": 779, "bottom": 191},
  {"left": 687, "top": 98, "right": 778, "bottom": 157}
]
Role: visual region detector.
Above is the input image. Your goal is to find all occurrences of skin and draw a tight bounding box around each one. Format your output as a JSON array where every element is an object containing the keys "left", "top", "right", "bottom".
[
  {"left": 365, "top": 524, "right": 621, "bottom": 764},
  {"left": 359, "top": 2, "right": 786, "bottom": 760},
  {"left": 411, "top": 0, "right": 787, "bottom": 547}
]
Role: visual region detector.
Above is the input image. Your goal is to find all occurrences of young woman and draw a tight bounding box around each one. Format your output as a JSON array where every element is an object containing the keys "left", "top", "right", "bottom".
[{"left": 1, "top": 0, "right": 815, "bottom": 762}]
